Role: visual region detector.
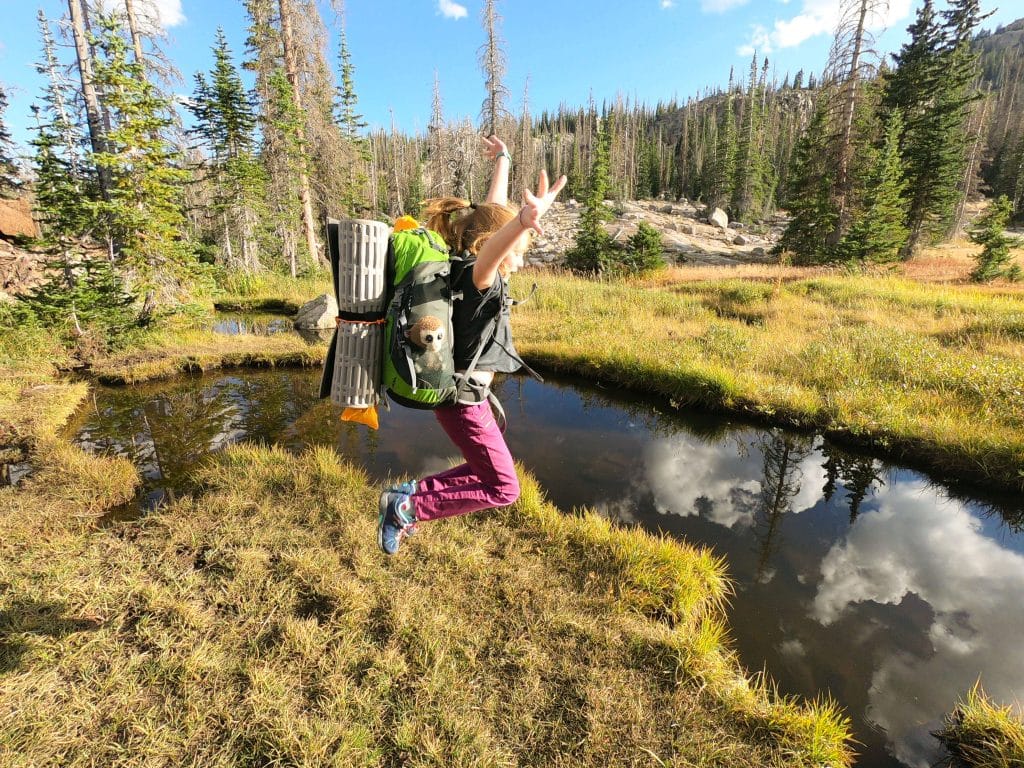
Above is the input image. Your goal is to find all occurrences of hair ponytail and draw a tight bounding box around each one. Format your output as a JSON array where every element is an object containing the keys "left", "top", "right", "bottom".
[
  {"left": 424, "top": 197, "right": 471, "bottom": 250},
  {"left": 422, "top": 197, "right": 518, "bottom": 255}
]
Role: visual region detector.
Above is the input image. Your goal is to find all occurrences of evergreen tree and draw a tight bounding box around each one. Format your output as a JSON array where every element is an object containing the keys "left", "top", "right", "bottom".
[
  {"left": 777, "top": 102, "right": 838, "bottom": 263},
  {"left": 1000, "top": 131, "right": 1024, "bottom": 221},
  {"left": 335, "top": 23, "right": 366, "bottom": 140},
  {"left": 29, "top": 106, "right": 93, "bottom": 247},
  {"left": 708, "top": 77, "right": 737, "bottom": 209},
  {"left": 732, "top": 55, "right": 768, "bottom": 220},
  {"left": 622, "top": 221, "right": 665, "bottom": 273},
  {"left": 565, "top": 115, "right": 613, "bottom": 274},
  {"left": 885, "top": 0, "right": 984, "bottom": 255},
  {"left": 838, "top": 110, "right": 909, "bottom": 263},
  {"left": 189, "top": 28, "right": 266, "bottom": 270},
  {"left": 87, "top": 15, "right": 193, "bottom": 283},
  {"left": 0, "top": 84, "right": 20, "bottom": 198},
  {"left": 969, "top": 195, "right": 1020, "bottom": 282},
  {"left": 22, "top": 11, "right": 135, "bottom": 344},
  {"left": 18, "top": 254, "right": 137, "bottom": 347}
]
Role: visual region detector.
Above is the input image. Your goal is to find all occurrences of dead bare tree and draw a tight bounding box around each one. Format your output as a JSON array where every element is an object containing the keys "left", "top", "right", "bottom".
[
  {"left": 478, "top": 0, "right": 510, "bottom": 137},
  {"left": 278, "top": 0, "right": 322, "bottom": 265},
  {"left": 826, "top": 0, "right": 889, "bottom": 245},
  {"left": 67, "top": 0, "right": 110, "bottom": 200}
]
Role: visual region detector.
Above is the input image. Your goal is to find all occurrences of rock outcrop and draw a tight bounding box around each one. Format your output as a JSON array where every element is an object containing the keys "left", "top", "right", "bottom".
[
  {"left": 522, "top": 199, "right": 785, "bottom": 269},
  {"left": 0, "top": 198, "right": 39, "bottom": 240},
  {"left": 294, "top": 294, "right": 338, "bottom": 329}
]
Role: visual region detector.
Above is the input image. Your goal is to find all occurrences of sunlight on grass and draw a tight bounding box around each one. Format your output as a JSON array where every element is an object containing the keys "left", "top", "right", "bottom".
[
  {"left": 0, "top": 445, "right": 855, "bottom": 767},
  {"left": 512, "top": 270, "right": 1024, "bottom": 490},
  {"left": 935, "top": 683, "right": 1024, "bottom": 768}
]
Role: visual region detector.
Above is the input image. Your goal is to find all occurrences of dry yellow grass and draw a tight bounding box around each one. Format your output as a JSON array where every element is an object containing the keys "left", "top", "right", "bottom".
[{"left": 0, "top": 445, "right": 853, "bottom": 767}]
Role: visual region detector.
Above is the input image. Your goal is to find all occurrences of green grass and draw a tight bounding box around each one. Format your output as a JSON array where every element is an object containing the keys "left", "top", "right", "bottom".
[
  {"left": 214, "top": 268, "right": 332, "bottom": 313},
  {"left": 91, "top": 326, "right": 328, "bottom": 384},
  {"left": 511, "top": 270, "right": 1024, "bottom": 491},
  {"left": 935, "top": 684, "right": 1024, "bottom": 768},
  {"left": 0, "top": 445, "right": 853, "bottom": 767},
  {"left": 5, "top": 266, "right": 1024, "bottom": 765}
]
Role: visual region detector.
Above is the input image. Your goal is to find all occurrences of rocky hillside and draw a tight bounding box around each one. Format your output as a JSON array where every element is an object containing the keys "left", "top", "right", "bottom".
[{"left": 526, "top": 198, "right": 786, "bottom": 268}]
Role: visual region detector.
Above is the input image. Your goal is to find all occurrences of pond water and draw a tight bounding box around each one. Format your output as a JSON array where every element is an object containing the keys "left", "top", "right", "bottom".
[
  {"left": 66, "top": 368, "right": 1024, "bottom": 768},
  {"left": 210, "top": 312, "right": 331, "bottom": 344}
]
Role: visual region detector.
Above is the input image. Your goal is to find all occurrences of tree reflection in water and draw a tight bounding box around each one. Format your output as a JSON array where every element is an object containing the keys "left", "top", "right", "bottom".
[{"left": 70, "top": 372, "right": 322, "bottom": 498}]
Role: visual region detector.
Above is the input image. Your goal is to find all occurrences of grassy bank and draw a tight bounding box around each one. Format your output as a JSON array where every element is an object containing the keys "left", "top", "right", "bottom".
[
  {"left": 5, "top": 260, "right": 1024, "bottom": 765},
  {"left": 0, "top": 440, "right": 852, "bottom": 766},
  {"left": 1, "top": 305, "right": 855, "bottom": 765},
  {"left": 214, "top": 269, "right": 332, "bottom": 313},
  {"left": 935, "top": 685, "right": 1024, "bottom": 768},
  {"left": 92, "top": 326, "right": 327, "bottom": 384},
  {"left": 511, "top": 268, "right": 1024, "bottom": 492}
]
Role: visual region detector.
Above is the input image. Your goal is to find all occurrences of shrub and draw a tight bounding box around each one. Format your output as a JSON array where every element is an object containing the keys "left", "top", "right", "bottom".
[
  {"left": 970, "top": 196, "right": 1021, "bottom": 283},
  {"left": 621, "top": 222, "right": 666, "bottom": 274}
]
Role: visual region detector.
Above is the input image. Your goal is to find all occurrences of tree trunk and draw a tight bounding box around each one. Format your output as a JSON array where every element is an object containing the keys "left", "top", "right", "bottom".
[
  {"left": 278, "top": 0, "right": 322, "bottom": 267},
  {"left": 953, "top": 92, "right": 990, "bottom": 236},
  {"left": 67, "top": 0, "right": 111, "bottom": 200},
  {"left": 124, "top": 0, "right": 146, "bottom": 65},
  {"left": 829, "top": 0, "right": 870, "bottom": 246}
]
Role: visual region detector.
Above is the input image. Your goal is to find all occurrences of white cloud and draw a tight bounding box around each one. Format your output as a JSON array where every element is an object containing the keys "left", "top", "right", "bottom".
[
  {"left": 438, "top": 0, "right": 468, "bottom": 19},
  {"left": 94, "top": 0, "right": 185, "bottom": 29},
  {"left": 661, "top": 0, "right": 675, "bottom": 8},
  {"left": 812, "top": 480, "right": 1024, "bottom": 767},
  {"left": 738, "top": 0, "right": 912, "bottom": 55},
  {"left": 644, "top": 434, "right": 824, "bottom": 528},
  {"left": 701, "top": 0, "right": 750, "bottom": 11}
]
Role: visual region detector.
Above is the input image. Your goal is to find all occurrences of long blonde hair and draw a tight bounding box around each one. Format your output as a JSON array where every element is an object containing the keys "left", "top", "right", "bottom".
[{"left": 423, "top": 197, "right": 524, "bottom": 255}]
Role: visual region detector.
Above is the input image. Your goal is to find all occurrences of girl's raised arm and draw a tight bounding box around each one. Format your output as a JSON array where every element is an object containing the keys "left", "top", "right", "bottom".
[
  {"left": 482, "top": 134, "right": 511, "bottom": 206},
  {"left": 474, "top": 170, "right": 567, "bottom": 290}
]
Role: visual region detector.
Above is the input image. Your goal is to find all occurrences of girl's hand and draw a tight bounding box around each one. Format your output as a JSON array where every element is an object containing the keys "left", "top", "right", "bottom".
[
  {"left": 518, "top": 170, "right": 567, "bottom": 236},
  {"left": 482, "top": 134, "right": 509, "bottom": 161}
]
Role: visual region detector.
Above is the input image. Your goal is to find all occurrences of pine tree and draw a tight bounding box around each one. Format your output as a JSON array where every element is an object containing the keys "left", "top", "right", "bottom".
[
  {"left": 885, "top": 0, "right": 984, "bottom": 255},
  {"left": 708, "top": 76, "right": 737, "bottom": 209},
  {"left": 29, "top": 107, "right": 93, "bottom": 246},
  {"left": 777, "top": 102, "right": 838, "bottom": 263},
  {"left": 732, "top": 55, "right": 768, "bottom": 220},
  {"left": 0, "top": 84, "right": 20, "bottom": 198},
  {"left": 87, "top": 15, "right": 192, "bottom": 282},
  {"left": 335, "top": 24, "right": 366, "bottom": 139},
  {"left": 838, "top": 110, "right": 909, "bottom": 263},
  {"left": 969, "top": 195, "right": 1020, "bottom": 282},
  {"left": 189, "top": 28, "right": 266, "bottom": 271},
  {"left": 623, "top": 221, "right": 665, "bottom": 273},
  {"left": 565, "top": 115, "right": 613, "bottom": 274}
]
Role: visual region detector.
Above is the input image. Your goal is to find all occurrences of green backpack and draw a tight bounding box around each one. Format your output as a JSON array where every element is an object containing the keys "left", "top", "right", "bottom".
[{"left": 381, "top": 228, "right": 460, "bottom": 409}]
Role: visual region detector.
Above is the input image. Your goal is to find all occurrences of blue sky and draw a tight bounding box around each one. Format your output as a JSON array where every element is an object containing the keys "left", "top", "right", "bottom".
[{"left": 1, "top": 0, "right": 1021, "bottom": 155}]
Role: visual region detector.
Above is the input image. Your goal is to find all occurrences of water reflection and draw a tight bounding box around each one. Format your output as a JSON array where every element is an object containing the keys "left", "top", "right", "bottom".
[
  {"left": 211, "top": 313, "right": 293, "bottom": 336},
  {"left": 68, "top": 370, "right": 1024, "bottom": 768},
  {"left": 210, "top": 312, "right": 331, "bottom": 345}
]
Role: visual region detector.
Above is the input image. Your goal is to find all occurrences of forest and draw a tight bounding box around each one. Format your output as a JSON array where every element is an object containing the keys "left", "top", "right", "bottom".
[{"left": 1, "top": 0, "right": 1024, "bottom": 348}]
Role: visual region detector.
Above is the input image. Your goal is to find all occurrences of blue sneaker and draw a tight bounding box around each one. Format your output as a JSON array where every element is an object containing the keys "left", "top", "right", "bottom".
[
  {"left": 388, "top": 479, "right": 417, "bottom": 495},
  {"left": 378, "top": 490, "right": 416, "bottom": 556},
  {"left": 387, "top": 480, "right": 418, "bottom": 536}
]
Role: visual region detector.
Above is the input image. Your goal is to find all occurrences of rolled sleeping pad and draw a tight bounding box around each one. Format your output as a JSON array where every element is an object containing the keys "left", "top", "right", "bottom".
[{"left": 320, "top": 218, "right": 391, "bottom": 408}]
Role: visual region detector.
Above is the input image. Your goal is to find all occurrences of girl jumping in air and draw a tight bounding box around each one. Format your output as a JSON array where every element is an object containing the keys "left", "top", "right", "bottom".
[{"left": 378, "top": 135, "right": 567, "bottom": 555}]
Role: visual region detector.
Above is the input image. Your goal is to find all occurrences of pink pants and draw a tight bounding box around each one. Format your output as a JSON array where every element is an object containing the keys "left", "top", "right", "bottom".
[{"left": 411, "top": 401, "right": 520, "bottom": 521}]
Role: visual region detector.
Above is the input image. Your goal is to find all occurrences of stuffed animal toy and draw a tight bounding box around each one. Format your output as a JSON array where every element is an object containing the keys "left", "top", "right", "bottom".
[{"left": 407, "top": 315, "right": 446, "bottom": 374}]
